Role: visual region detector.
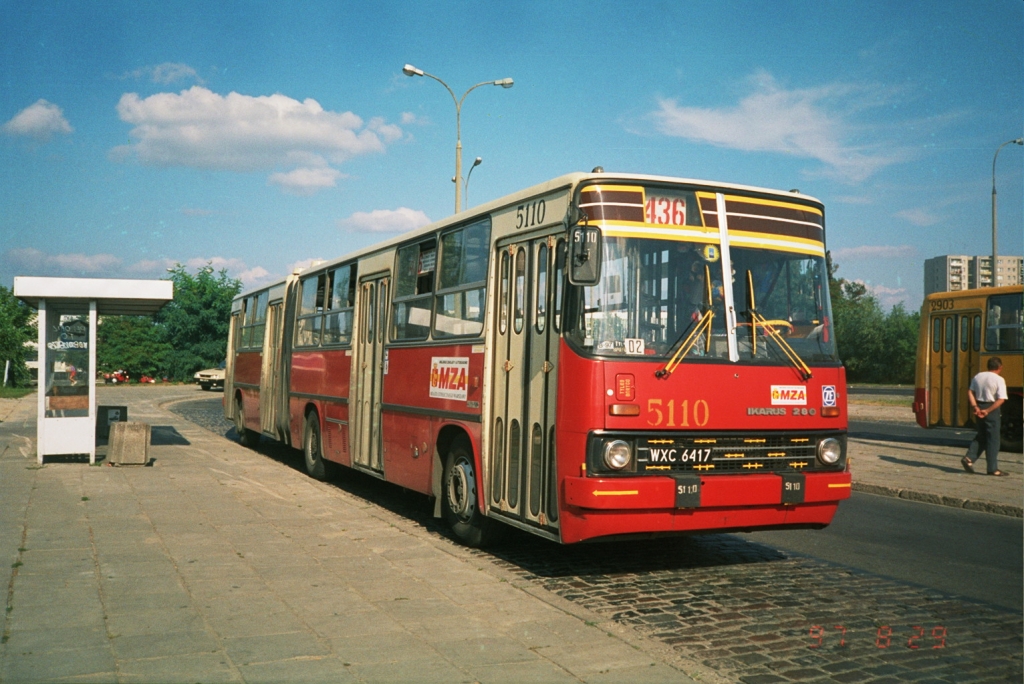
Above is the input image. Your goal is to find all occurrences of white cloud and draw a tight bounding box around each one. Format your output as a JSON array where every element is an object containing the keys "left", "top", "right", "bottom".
[
  {"left": 400, "top": 112, "right": 424, "bottom": 125},
  {"left": 854, "top": 280, "right": 909, "bottom": 309},
  {"left": 895, "top": 207, "right": 941, "bottom": 227},
  {"left": 648, "top": 71, "right": 900, "bottom": 183},
  {"left": 2, "top": 100, "right": 73, "bottom": 141},
  {"left": 111, "top": 86, "right": 402, "bottom": 194},
  {"left": 2, "top": 248, "right": 278, "bottom": 288},
  {"left": 288, "top": 258, "right": 327, "bottom": 275},
  {"left": 124, "top": 62, "right": 202, "bottom": 85},
  {"left": 5, "top": 247, "right": 118, "bottom": 274},
  {"left": 831, "top": 245, "right": 917, "bottom": 260},
  {"left": 337, "top": 207, "right": 431, "bottom": 234},
  {"left": 269, "top": 166, "right": 343, "bottom": 195}
]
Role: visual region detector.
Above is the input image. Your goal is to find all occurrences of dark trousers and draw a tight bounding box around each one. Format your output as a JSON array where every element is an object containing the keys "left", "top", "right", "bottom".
[{"left": 966, "top": 402, "right": 1001, "bottom": 474}]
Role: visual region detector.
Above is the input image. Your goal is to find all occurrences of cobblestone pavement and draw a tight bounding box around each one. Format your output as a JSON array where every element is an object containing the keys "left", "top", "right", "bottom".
[{"left": 171, "top": 397, "right": 1023, "bottom": 684}]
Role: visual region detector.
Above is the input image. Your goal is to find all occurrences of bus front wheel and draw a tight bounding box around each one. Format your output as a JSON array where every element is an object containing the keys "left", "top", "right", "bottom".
[{"left": 442, "top": 438, "right": 497, "bottom": 547}]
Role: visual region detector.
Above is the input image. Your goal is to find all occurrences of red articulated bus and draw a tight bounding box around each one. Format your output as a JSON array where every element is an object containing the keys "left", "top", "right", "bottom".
[{"left": 225, "top": 172, "right": 851, "bottom": 546}]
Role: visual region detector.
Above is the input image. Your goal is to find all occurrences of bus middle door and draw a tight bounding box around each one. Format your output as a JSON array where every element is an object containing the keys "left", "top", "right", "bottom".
[{"left": 353, "top": 274, "right": 389, "bottom": 473}]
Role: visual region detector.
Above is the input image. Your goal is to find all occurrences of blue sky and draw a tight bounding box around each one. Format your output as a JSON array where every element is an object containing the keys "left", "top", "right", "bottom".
[{"left": 2, "top": 0, "right": 1021, "bottom": 309}]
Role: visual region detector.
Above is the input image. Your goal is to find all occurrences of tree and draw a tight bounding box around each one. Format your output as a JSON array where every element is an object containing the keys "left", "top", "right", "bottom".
[
  {"left": 828, "top": 260, "right": 920, "bottom": 384},
  {"left": 97, "top": 316, "right": 172, "bottom": 379},
  {"left": 0, "top": 285, "right": 36, "bottom": 387},
  {"left": 156, "top": 264, "right": 241, "bottom": 381}
]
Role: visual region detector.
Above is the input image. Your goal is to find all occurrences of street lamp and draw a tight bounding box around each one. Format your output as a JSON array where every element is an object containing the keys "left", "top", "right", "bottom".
[
  {"left": 464, "top": 156, "right": 482, "bottom": 209},
  {"left": 402, "top": 64, "right": 513, "bottom": 213},
  {"left": 991, "top": 137, "right": 1023, "bottom": 286}
]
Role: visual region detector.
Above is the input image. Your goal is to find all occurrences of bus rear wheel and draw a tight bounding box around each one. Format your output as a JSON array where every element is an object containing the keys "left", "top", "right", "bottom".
[
  {"left": 442, "top": 438, "right": 498, "bottom": 547},
  {"left": 303, "top": 412, "right": 328, "bottom": 481},
  {"left": 234, "top": 397, "right": 258, "bottom": 448}
]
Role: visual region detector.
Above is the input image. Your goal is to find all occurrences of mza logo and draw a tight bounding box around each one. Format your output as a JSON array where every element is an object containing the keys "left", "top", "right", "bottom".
[
  {"left": 771, "top": 385, "right": 807, "bottom": 406},
  {"left": 822, "top": 385, "right": 837, "bottom": 407},
  {"left": 429, "top": 357, "right": 469, "bottom": 401}
]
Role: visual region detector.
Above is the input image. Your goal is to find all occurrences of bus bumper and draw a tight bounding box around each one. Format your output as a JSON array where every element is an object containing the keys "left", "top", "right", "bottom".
[{"left": 560, "top": 471, "right": 851, "bottom": 543}]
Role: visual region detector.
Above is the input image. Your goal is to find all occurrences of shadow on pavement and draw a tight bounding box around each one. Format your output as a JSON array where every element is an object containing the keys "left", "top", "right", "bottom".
[
  {"left": 223, "top": 428, "right": 790, "bottom": 580},
  {"left": 151, "top": 425, "right": 190, "bottom": 445},
  {"left": 878, "top": 454, "right": 962, "bottom": 474}
]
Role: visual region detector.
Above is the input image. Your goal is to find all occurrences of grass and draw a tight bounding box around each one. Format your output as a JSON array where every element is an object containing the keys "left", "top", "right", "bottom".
[{"left": 0, "top": 386, "right": 34, "bottom": 399}]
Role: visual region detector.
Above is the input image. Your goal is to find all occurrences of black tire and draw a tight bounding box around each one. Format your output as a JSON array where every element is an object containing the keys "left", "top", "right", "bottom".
[
  {"left": 200, "top": 383, "right": 211, "bottom": 391},
  {"left": 234, "top": 397, "right": 258, "bottom": 448},
  {"left": 1001, "top": 397, "right": 1023, "bottom": 453},
  {"left": 442, "top": 437, "right": 498, "bottom": 547},
  {"left": 303, "top": 412, "right": 328, "bottom": 481}
]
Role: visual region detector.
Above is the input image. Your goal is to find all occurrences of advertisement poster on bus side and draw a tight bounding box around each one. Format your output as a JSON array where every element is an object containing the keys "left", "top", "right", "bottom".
[{"left": 430, "top": 357, "right": 469, "bottom": 401}]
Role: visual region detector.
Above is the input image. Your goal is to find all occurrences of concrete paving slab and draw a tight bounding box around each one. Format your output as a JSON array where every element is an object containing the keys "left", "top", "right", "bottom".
[
  {"left": 1, "top": 646, "right": 116, "bottom": 683},
  {"left": 117, "top": 653, "right": 238, "bottom": 683},
  {"left": 110, "top": 630, "right": 221, "bottom": 660},
  {"left": 220, "top": 631, "right": 331, "bottom": 666},
  {"left": 237, "top": 657, "right": 359, "bottom": 684},
  {"left": 344, "top": 656, "right": 470, "bottom": 683},
  {"left": 469, "top": 659, "right": 580, "bottom": 683}
]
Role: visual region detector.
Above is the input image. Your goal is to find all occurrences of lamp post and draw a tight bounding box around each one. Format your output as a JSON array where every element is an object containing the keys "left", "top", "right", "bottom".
[
  {"left": 464, "top": 156, "right": 482, "bottom": 209},
  {"left": 402, "top": 64, "right": 513, "bottom": 213},
  {"left": 991, "top": 137, "right": 1024, "bottom": 286}
]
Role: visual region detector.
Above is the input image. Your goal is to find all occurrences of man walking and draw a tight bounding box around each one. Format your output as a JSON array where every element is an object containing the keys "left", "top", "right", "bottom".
[{"left": 962, "top": 357, "right": 1009, "bottom": 476}]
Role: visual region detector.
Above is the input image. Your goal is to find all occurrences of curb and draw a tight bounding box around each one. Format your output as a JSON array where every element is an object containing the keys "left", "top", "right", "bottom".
[{"left": 852, "top": 482, "right": 1023, "bottom": 518}]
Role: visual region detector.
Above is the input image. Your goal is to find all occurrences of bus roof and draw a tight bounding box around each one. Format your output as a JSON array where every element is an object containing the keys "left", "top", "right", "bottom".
[{"left": 234, "top": 171, "right": 825, "bottom": 301}]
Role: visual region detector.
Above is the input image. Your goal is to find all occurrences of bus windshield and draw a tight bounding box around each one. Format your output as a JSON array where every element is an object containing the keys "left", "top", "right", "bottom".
[{"left": 566, "top": 236, "right": 837, "bottom": 364}]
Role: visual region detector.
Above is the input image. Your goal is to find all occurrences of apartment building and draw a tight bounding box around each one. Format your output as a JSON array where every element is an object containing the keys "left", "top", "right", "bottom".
[{"left": 924, "top": 254, "right": 1023, "bottom": 295}]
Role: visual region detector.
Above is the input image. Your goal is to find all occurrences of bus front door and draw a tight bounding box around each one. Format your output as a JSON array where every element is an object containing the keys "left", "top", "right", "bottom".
[
  {"left": 353, "top": 274, "right": 389, "bottom": 474},
  {"left": 928, "top": 313, "right": 960, "bottom": 427},
  {"left": 490, "top": 236, "right": 563, "bottom": 534}
]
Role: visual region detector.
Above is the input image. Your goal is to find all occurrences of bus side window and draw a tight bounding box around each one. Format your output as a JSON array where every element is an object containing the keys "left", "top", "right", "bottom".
[
  {"left": 434, "top": 219, "right": 491, "bottom": 338},
  {"left": 296, "top": 273, "right": 325, "bottom": 347},
  {"left": 932, "top": 318, "right": 941, "bottom": 353},
  {"left": 324, "top": 264, "right": 355, "bottom": 346},
  {"left": 392, "top": 240, "right": 436, "bottom": 341},
  {"left": 986, "top": 293, "right": 1023, "bottom": 352}
]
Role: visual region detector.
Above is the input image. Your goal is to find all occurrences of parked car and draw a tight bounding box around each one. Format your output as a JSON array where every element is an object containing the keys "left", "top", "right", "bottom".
[{"left": 194, "top": 363, "right": 225, "bottom": 391}]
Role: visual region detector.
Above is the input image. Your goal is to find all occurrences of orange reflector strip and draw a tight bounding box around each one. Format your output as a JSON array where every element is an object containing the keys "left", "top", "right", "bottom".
[
  {"left": 694, "top": 464, "right": 715, "bottom": 470},
  {"left": 822, "top": 407, "right": 840, "bottom": 417},
  {"left": 609, "top": 404, "right": 640, "bottom": 416},
  {"left": 648, "top": 439, "right": 673, "bottom": 444},
  {"left": 694, "top": 439, "right": 717, "bottom": 444},
  {"left": 646, "top": 465, "right": 672, "bottom": 471},
  {"left": 827, "top": 483, "right": 851, "bottom": 488},
  {"left": 788, "top": 462, "right": 809, "bottom": 468},
  {"left": 790, "top": 438, "right": 810, "bottom": 443},
  {"left": 744, "top": 438, "right": 766, "bottom": 443},
  {"left": 767, "top": 452, "right": 786, "bottom": 457},
  {"left": 593, "top": 490, "right": 639, "bottom": 496}
]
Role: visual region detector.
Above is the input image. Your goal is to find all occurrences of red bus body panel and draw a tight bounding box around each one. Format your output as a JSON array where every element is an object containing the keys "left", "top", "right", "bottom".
[{"left": 554, "top": 341, "right": 850, "bottom": 544}]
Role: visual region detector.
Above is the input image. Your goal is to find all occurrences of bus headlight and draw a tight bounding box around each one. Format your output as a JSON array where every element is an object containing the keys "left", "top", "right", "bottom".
[
  {"left": 603, "top": 440, "right": 633, "bottom": 470},
  {"left": 817, "top": 437, "right": 842, "bottom": 465}
]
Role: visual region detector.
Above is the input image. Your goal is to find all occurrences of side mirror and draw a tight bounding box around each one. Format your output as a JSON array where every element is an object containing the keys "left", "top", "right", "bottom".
[{"left": 568, "top": 225, "right": 602, "bottom": 285}]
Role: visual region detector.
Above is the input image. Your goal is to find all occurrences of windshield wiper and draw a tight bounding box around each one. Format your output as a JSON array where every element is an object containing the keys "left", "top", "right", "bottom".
[
  {"left": 744, "top": 270, "right": 812, "bottom": 380},
  {"left": 656, "top": 264, "right": 714, "bottom": 379}
]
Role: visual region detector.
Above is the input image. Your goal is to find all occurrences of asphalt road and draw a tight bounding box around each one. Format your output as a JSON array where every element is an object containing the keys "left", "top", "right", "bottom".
[
  {"left": 746, "top": 492, "right": 1023, "bottom": 612},
  {"left": 848, "top": 419, "right": 974, "bottom": 448}
]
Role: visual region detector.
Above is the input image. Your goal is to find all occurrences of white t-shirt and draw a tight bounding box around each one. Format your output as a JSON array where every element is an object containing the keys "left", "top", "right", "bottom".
[{"left": 970, "top": 371, "right": 1008, "bottom": 403}]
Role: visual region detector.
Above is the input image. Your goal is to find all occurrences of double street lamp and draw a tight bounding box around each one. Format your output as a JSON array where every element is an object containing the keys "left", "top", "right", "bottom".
[
  {"left": 991, "top": 137, "right": 1023, "bottom": 286},
  {"left": 403, "top": 64, "right": 513, "bottom": 214}
]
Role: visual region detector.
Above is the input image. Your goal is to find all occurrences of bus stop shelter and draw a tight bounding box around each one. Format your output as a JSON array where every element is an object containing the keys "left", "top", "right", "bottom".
[{"left": 13, "top": 276, "right": 174, "bottom": 464}]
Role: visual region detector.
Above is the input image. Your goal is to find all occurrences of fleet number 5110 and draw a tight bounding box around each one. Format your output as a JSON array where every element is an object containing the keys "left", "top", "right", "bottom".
[{"left": 647, "top": 398, "right": 710, "bottom": 427}]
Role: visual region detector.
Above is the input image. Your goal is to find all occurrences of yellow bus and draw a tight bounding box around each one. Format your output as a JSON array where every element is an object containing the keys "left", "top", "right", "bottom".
[{"left": 913, "top": 285, "right": 1022, "bottom": 451}]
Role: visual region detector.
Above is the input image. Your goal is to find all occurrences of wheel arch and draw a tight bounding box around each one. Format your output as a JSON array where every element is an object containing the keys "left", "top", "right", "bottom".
[{"left": 433, "top": 423, "right": 479, "bottom": 517}]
